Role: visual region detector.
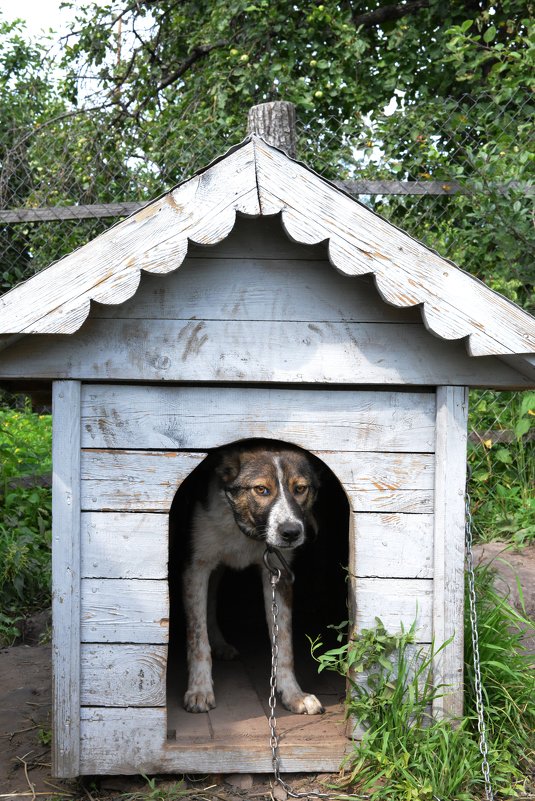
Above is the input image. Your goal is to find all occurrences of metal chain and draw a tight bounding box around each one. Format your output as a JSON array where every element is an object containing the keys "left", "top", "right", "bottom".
[
  {"left": 264, "top": 547, "right": 363, "bottom": 801},
  {"left": 465, "top": 475, "right": 494, "bottom": 801}
]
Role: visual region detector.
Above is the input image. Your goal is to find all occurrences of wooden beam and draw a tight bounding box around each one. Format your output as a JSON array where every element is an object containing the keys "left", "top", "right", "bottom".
[
  {"left": 433, "top": 385, "right": 469, "bottom": 721},
  {"left": 51, "top": 380, "right": 81, "bottom": 778},
  {"left": 0, "top": 180, "right": 532, "bottom": 224},
  {"left": 0, "top": 202, "right": 144, "bottom": 223}
]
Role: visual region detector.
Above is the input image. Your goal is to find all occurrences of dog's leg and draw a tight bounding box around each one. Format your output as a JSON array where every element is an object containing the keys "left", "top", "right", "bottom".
[
  {"left": 207, "top": 565, "right": 239, "bottom": 661},
  {"left": 182, "top": 560, "right": 216, "bottom": 712},
  {"left": 261, "top": 568, "right": 324, "bottom": 715}
]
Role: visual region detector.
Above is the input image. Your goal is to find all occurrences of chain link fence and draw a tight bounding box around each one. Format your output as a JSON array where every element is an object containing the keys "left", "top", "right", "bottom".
[{"left": 0, "top": 93, "right": 533, "bottom": 542}]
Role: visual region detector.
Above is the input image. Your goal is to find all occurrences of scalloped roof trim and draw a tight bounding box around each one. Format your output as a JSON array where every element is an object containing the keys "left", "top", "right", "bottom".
[{"left": 0, "top": 136, "right": 533, "bottom": 359}]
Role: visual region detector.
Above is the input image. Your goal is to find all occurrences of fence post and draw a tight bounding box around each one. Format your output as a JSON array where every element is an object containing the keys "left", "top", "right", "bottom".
[{"left": 247, "top": 101, "right": 297, "bottom": 158}]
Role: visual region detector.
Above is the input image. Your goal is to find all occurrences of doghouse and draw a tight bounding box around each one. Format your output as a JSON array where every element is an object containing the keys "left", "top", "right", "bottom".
[{"left": 0, "top": 130, "right": 534, "bottom": 779}]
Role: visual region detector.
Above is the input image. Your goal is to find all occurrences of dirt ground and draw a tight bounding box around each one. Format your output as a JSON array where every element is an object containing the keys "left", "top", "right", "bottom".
[{"left": 1, "top": 542, "right": 534, "bottom": 801}]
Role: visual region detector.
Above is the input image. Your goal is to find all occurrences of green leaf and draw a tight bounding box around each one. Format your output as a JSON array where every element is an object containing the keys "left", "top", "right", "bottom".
[
  {"left": 494, "top": 447, "right": 512, "bottom": 464},
  {"left": 514, "top": 418, "right": 531, "bottom": 438},
  {"left": 483, "top": 25, "right": 497, "bottom": 43}
]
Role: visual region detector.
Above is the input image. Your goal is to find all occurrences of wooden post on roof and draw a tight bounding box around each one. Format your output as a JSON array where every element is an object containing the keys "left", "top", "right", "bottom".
[{"left": 247, "top": 101, "right": 297, "bottom": 158}]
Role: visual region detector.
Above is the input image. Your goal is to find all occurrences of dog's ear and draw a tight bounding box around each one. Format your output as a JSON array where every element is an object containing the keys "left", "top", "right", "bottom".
[{"left": 215, "top": 450, "right": 241, "bottom": 486}]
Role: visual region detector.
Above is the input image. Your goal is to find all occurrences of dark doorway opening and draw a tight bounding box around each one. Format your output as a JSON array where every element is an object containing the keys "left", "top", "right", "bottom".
[{"left": 167, "top": 439, "right": 350, "bottom": 752}]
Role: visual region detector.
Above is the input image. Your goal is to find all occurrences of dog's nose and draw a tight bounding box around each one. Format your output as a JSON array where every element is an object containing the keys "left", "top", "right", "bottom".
[{"left": 278, "top": 523, "right": 302, "bottom": 545}]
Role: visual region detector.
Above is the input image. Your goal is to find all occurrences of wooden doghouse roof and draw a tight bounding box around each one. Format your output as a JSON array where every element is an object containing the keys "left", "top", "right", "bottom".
[{"left": 0, "top": 135, "right": 533, "bottom": 378}]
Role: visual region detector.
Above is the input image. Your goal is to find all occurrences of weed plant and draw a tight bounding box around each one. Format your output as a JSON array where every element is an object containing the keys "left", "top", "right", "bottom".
[
  {"left": 464, "top": 564, "right": 535, "bottom": 786},
  {"left": 311, "top": 566, "right": 534, "bottom": 800},
  {"left": 0, "top": 403, "right": 52, "bottom": 644}
]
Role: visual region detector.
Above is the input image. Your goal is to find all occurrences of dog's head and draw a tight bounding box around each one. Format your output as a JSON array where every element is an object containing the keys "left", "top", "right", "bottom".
[{"left": 215, "top": 443, "right": 321, "bottom": 550}]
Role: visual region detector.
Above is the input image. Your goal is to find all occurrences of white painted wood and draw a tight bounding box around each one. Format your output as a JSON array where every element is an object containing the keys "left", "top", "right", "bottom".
[
  {"left": 79, "top": 707, "right": 350, "bottom": 774},
  {"left": 353, "top": 514, "right": 434, "bottom": 578},
  {"left": 81, "top": 579, "right": 169, "bottom": 643},
  {"left": 0, "top": 138, "right": 533, "bottom": 365},
  {"left": 91, "top": 253, "right": 419, "bottom": 324},
  {"left": 254, "top": 137, "right": 535, "bottom": 357},
  {"left": 80, "top": 450, "right": 433, "bottom": 514},
  {"left": 319, "top": 450, "right": 434, "bottom": 489},
  {"left": 355, "top": 578, "right": 434, "bottom": 642},
  {"left": 80, "top": 512, "right": 168, "bottom": 578},
  {"left": 186, "top": 214, "right": 327, "bottom": 260},
  {"left": 350, "top": 490, "right": 433, "bottom": 514},
  {"left": 80, "top": 644, "right": 167, "bottom": 706},
  {"left": 0, "top": 142, "right": 260, "bottom": 335},
  {"left": 81, "top": 451, "right": 205, "bottom": 512},
  {"left": 0, "top": 317, "right": 529, "bottom": 387},
  {"left": 80, "top": 385, "right": 435, "bottom": 451},
  {"left": 51, "top": 380, "right": 81, "bottom": 778},
  {"left": 433, "top": 386, "right": 469, "bottom": 720}
]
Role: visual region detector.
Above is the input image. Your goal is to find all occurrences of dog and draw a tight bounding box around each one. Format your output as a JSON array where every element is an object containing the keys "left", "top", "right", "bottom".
[{"left": 182, "top": 440, "right": 325, "bottom": 716}]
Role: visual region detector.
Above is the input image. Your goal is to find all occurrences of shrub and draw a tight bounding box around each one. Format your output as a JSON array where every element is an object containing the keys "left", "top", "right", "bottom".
[{"left": 0, "top": 403, "right": 52, "bottom": 644}]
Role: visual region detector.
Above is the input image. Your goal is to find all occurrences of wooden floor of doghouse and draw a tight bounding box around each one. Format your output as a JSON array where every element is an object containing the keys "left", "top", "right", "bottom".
[{"left": 167, "top": 649, "right": 349, "bottom": 760}]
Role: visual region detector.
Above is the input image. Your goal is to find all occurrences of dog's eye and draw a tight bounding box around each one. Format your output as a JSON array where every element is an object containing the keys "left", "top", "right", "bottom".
[
  {"left": 254, "top": 485, "right": 270, "bottom": 496},
  {"left": 294, "top": 484, "right": 308, "bottom": 495}
]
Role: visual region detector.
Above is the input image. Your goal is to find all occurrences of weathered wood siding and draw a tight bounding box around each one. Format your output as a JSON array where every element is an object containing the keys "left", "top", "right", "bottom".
[
  {"left": 52, "top": 380, "right": 81, "bottom": 778},
  {"left": 0, "top": 219, "right": 528, "bottom": 387},
  {"left": 73, "top": 381, "right": 453, "bottom": 775}
]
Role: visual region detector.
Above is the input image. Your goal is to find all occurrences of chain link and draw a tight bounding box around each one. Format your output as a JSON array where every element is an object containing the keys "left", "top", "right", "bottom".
[{"left": 465, "top": 476, "right": 494, "bottom": 801}]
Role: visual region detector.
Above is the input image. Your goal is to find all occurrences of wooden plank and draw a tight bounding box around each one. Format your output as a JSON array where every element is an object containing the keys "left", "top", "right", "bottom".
[
  {"left": 79, "top": 707, "right": 350, "bottom": 774},
  {"left": 207, "top": 661, "right": 269, "bottom": 740},
  {"left": 81, "top": 512, "right": 168, "bottom": 578},
  {"left": 0, "top": 317, "right": 529, "bottom": 387},
  {"left": 80, "top": 385, "right": 435, "bottom": 451},
  {"left": 0, "top": 202, "right": 144, "bottom": 223},
  {"left": 255, "top": 137, "right": 535, "bottom": 358},
  {"left": 337, "top": 179, "right": 467, "bottom": 196},
  {"left": 319, "top": 450, "right": 434, "bottom": 489},
  {"left": 51, "top": 380, "right": 81, "bottom": 778},
  {"left": 80, "top": 450, "right": 433, "bottom": 513},
  {"left": 91, "top": 255, "right": 420, "bottom": 324},
  {"left": 81, "top": 579, "right": 169, "bottom": 643},
  {"left": 320, "top": 451, "right": 435, "bottom": 513},
  {"left": 2, "top": 180, "right": 531, "bottom": 225},
  {"left": 0, "top": 141, "right": 260, "bottom": 335},
  {"left": 80, "top": 644, "right": 167, "bottom": 706},
  {"left": 353, "top": 514, "right": 434, "bottom": 578},
  {"left": 355, "top": 578, "right": 433, "bottom": 642},
  {"left": 81, "top": 450, "right": 205, "bottom": 512},
  {"left": 338, "top": 179, "right": 533, "bottom": 197},
  {"left": 433, "top": 386, "right": 468, "bottom": 720},
  {"left": 349, "top": 489, "right": 432, "bottom": 514}
]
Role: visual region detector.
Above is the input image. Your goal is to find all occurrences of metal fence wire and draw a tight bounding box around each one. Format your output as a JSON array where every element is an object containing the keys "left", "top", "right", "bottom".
[{"left": 0, "top": 92, "right": 533, "bottom": 542}]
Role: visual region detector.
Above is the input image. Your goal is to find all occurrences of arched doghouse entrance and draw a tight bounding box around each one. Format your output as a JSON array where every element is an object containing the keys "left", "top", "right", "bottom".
[{"left": 166, "top": 438, "right": 350, "bottom": 752}]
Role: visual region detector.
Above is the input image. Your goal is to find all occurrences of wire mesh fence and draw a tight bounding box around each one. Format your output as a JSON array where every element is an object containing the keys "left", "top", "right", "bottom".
[{"left": 0, "top": 92, "right": 533, "bottom": 541}]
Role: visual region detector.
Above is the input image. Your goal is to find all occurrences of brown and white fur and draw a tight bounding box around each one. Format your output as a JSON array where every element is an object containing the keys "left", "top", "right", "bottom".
[{"left": 182, "top": 442, "right": 324, "bottom": 716}]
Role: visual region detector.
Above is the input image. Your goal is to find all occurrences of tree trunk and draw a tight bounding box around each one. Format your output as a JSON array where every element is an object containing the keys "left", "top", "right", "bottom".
[{"left": 247, "top": 101, "right": 297, "bottom": 158}]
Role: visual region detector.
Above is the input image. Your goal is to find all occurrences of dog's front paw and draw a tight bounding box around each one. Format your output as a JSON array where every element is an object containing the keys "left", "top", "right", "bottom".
[
  {"left": 183, "top": 689, "right": 216, "bottom": 713},
  {"left": 282, "top": 691, "right": 325, "bottom": 715}
]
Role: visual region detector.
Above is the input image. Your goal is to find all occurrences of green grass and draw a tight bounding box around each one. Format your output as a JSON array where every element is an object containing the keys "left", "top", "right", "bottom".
[
  {"left": 311, "top": 567, "right": 534, "bottom": 801},
  {"left": 0, "top": 403, "right": 52, "bottom": 644}
]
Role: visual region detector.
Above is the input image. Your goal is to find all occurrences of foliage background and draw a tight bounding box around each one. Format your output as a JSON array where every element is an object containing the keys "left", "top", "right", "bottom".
[{"left": 0, "top": 0, "right": 533, "bottom": 621}]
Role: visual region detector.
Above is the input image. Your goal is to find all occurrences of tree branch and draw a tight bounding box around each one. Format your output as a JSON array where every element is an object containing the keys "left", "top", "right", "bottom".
[
  {"left": 350, "top": 0, "right": 430, "bottom": 28},
  {"left": 156, "top": 39, "right": 230, "bottom": 93}
]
